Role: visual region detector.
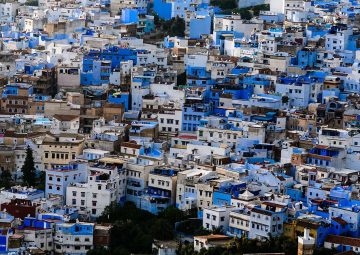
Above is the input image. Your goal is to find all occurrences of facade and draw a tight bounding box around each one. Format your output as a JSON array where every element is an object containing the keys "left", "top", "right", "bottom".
[
  {"left": 46, "top": 162, "right": 88, "bottom": 201},
  {"left": 66, "top": 158, "right": 126, "bottom": 218},
  {"left": 54, "top": 222, "right": 94, "bottom": 254},
  {"left": 1, "top": 0, "right": 360, "bottom": 254}
]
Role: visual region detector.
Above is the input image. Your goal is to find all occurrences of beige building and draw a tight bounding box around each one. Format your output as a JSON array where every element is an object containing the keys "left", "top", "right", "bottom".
[
  {"left": 38, "top": 134, "right": 85, "bottom": 169},
  {"left": 44, "top": 100, "right": 81, "bottom": 116}
]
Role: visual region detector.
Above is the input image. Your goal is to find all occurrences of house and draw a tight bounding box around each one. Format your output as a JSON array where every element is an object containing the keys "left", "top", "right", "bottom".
[
  {"left": 193, "top": 235, "right": 232, "bottom": 252},
  {"left": 51, "top": 114, "right": 80, "bottom": 134},
  {"left": 228, "top": 207, "right": 252, "bottom": 238},
  {"left": 202, "top": 206, "right": 235, "bottom": 232},
  {"left": 39, "top": 133, "right": 85, "bottom": 170},
  {"left": 139, "top": 168, "right": 178, "bottom": 215},
  {"left": 249, "top": 201, "right": 287, "bottom": 240},
  {"left": 45, "top": 162, "right": 88, "bottom": 201},
  {"left": 1, "top": 199, "right": 38, "bottom": 219},
  {"left": 17, "top": 217, "right": 53, "bottom": 252},
  {"left": 66, "top": 158, "right": 126, "bottom": 218},
  {"left": 324, "top": 235, "right": 360, "bottom": 254},
  {"left": 54, "top": 222, "right": 94, "bottom": 254}
]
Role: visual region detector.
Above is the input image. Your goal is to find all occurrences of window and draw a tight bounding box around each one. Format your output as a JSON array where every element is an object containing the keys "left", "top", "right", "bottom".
[
  {"left": 81, "top": 192, "right": 85, "bottom": 197},
  {"left": 72, "top": 199, "right": 76, "bottom": 205}
]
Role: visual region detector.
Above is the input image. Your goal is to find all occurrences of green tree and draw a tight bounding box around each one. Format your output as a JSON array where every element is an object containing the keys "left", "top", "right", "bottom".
[
  {"left": 169, "top": 17, "right": 185, "bottom": 37},
  {"left": 151, "top": 219, "right": 174, "bottom": 240},
  {"left": 25, "top": 0, "right": 38, "bottom": 6},
  {"left": 0, "top": 170, "right": 13, "bottom": 189},
  {"left": 313, "top": 247, "right": 338, "bottom": 255},
  {"left": 159, "top": 206, "right": 186, "bottom": 225},
  {"left": 240, "top": 9, "right": 253, "bottom": 20},
  {"left": 21, "top": 146, "right": 36, "bottom": 187},
  {"left": 210, "top": 0, "right": 237, "bottom": 10},
  {"left": 177, "top": 72, "right": 187, "bottom": 86},
  {"left": 177, "top": 242, "right": 195, "bottom": 255},
  {"left": 36, "top": 171, "right": 46, "bottom": 190},
  {"left": 282, "top": 95, "right": 289, "bottom": 104},
  {"left": 86, "top": 247, "right": 109, "bottom": 255}
]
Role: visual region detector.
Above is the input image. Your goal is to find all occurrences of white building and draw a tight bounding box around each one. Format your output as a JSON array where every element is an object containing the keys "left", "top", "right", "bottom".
[
  {"left": 158, "top": 108, "right": 183, "bottom": 134},
  {"left": 249, "top": 201, "right": 286, "bottom": 240},
  {"left": 0, "top": 2, "right": 19, "bottom": 22},
  {"left": 318, "top": 127, "right": 352, "bottom": 149},
  {"left": 203, "top": 206, "right": 235, "bottom": 231},
  {"left": 228, "top": 208, "right": 251, "bottom": 237},
  {"left": 51, "top": 114, "right": 80, "bottom": 134},
  {"left": 46, "top": 162, "right": 88, "bottom": 201},
  {"left": 275, "top": 79, "right": 312, "bottom": 108},
  {"left": 66, "top": 158, "right": 126, "bottom": 217},
  {"left": 137, "top": 48, "right": 168, "bottom": 68},
  {"left": 57, "top": 63, "right": 81, "bottom": 90},
  {"left": 325, "top": 25, "right": 352, "bottom": 51},
  {"left": 0, "top": 186, "right": 44, "bottom": 201},
  {"left": 176, "top": 168, "right": 215, "bottom": 211},
  {"left": 194, "top": 235, "right": 232, "bottom": 252},
  {"left": 329, "top": 206, "right": 360, "bottom": 235},
  {"left": 231, "top": 190, "right": 256, "bottom": 209}
]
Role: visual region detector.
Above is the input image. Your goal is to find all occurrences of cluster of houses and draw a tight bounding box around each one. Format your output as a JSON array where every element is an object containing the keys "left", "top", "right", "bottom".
[{"left": 0, "top": 0, "right": 360, "bottom": 254}]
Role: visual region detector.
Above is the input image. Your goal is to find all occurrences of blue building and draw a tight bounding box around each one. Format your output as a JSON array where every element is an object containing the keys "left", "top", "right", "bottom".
[
  {"left": 153, "top": 0, "right": 172, "bottom": 20},
  {"left": 182, "top": 104, "right": 211, "bottom": 132},
  {"left": 307, "top": 146, "right": 341, "bottom": 168},
  {"left": 108, "top": 91, "right": 130, "bottom": 111},
  {"left": 212, "top": 182, "right": 246, "bottom": 206},
  {"left": 54, "top": 222, "right": 94, "bottom": 254},
  {"left": 186, "top": 66, "right": 212, "bottom": 86},
  {"left": 81, "top": 59, "right": 111, "bottom": 86},
  {"left": 141, "top": 15, "right": 155, "bottom": 33},
  {"left": 22, "top": 217, "right": 52, "bottom": 229},
  {"left": 121, "top": 9, "right": 139, "bottom": 23},
  {"left": 81, "top": 46, "right": 137, "bottom": 86},
  {"left": 297, "top": 48, "right": 317, "bottom": 68},
  {"left": 189, "top": 13, "right": 211, "bottom": 39},
  {"left": 1, "top": 83, "right": 33, "bottom": 98}
]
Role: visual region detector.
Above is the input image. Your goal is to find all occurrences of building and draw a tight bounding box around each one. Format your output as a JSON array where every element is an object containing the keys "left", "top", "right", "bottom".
[
  {"left": 66, "top": 158, "right": 126, "bottom": 218},
  {"left": 54, "top": 222, "right": 94, "bottom": 254},
  {"left": 193, "top": 235, "right": 232, "bottom": 252},
  {"left": 45, "top": 162, "right": 88, "bottom": 201}
]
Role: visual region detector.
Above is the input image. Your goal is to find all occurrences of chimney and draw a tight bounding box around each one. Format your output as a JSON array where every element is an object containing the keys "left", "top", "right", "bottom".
[{"left": 298, "top": 228, "right": 315, "bottom": 255}]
